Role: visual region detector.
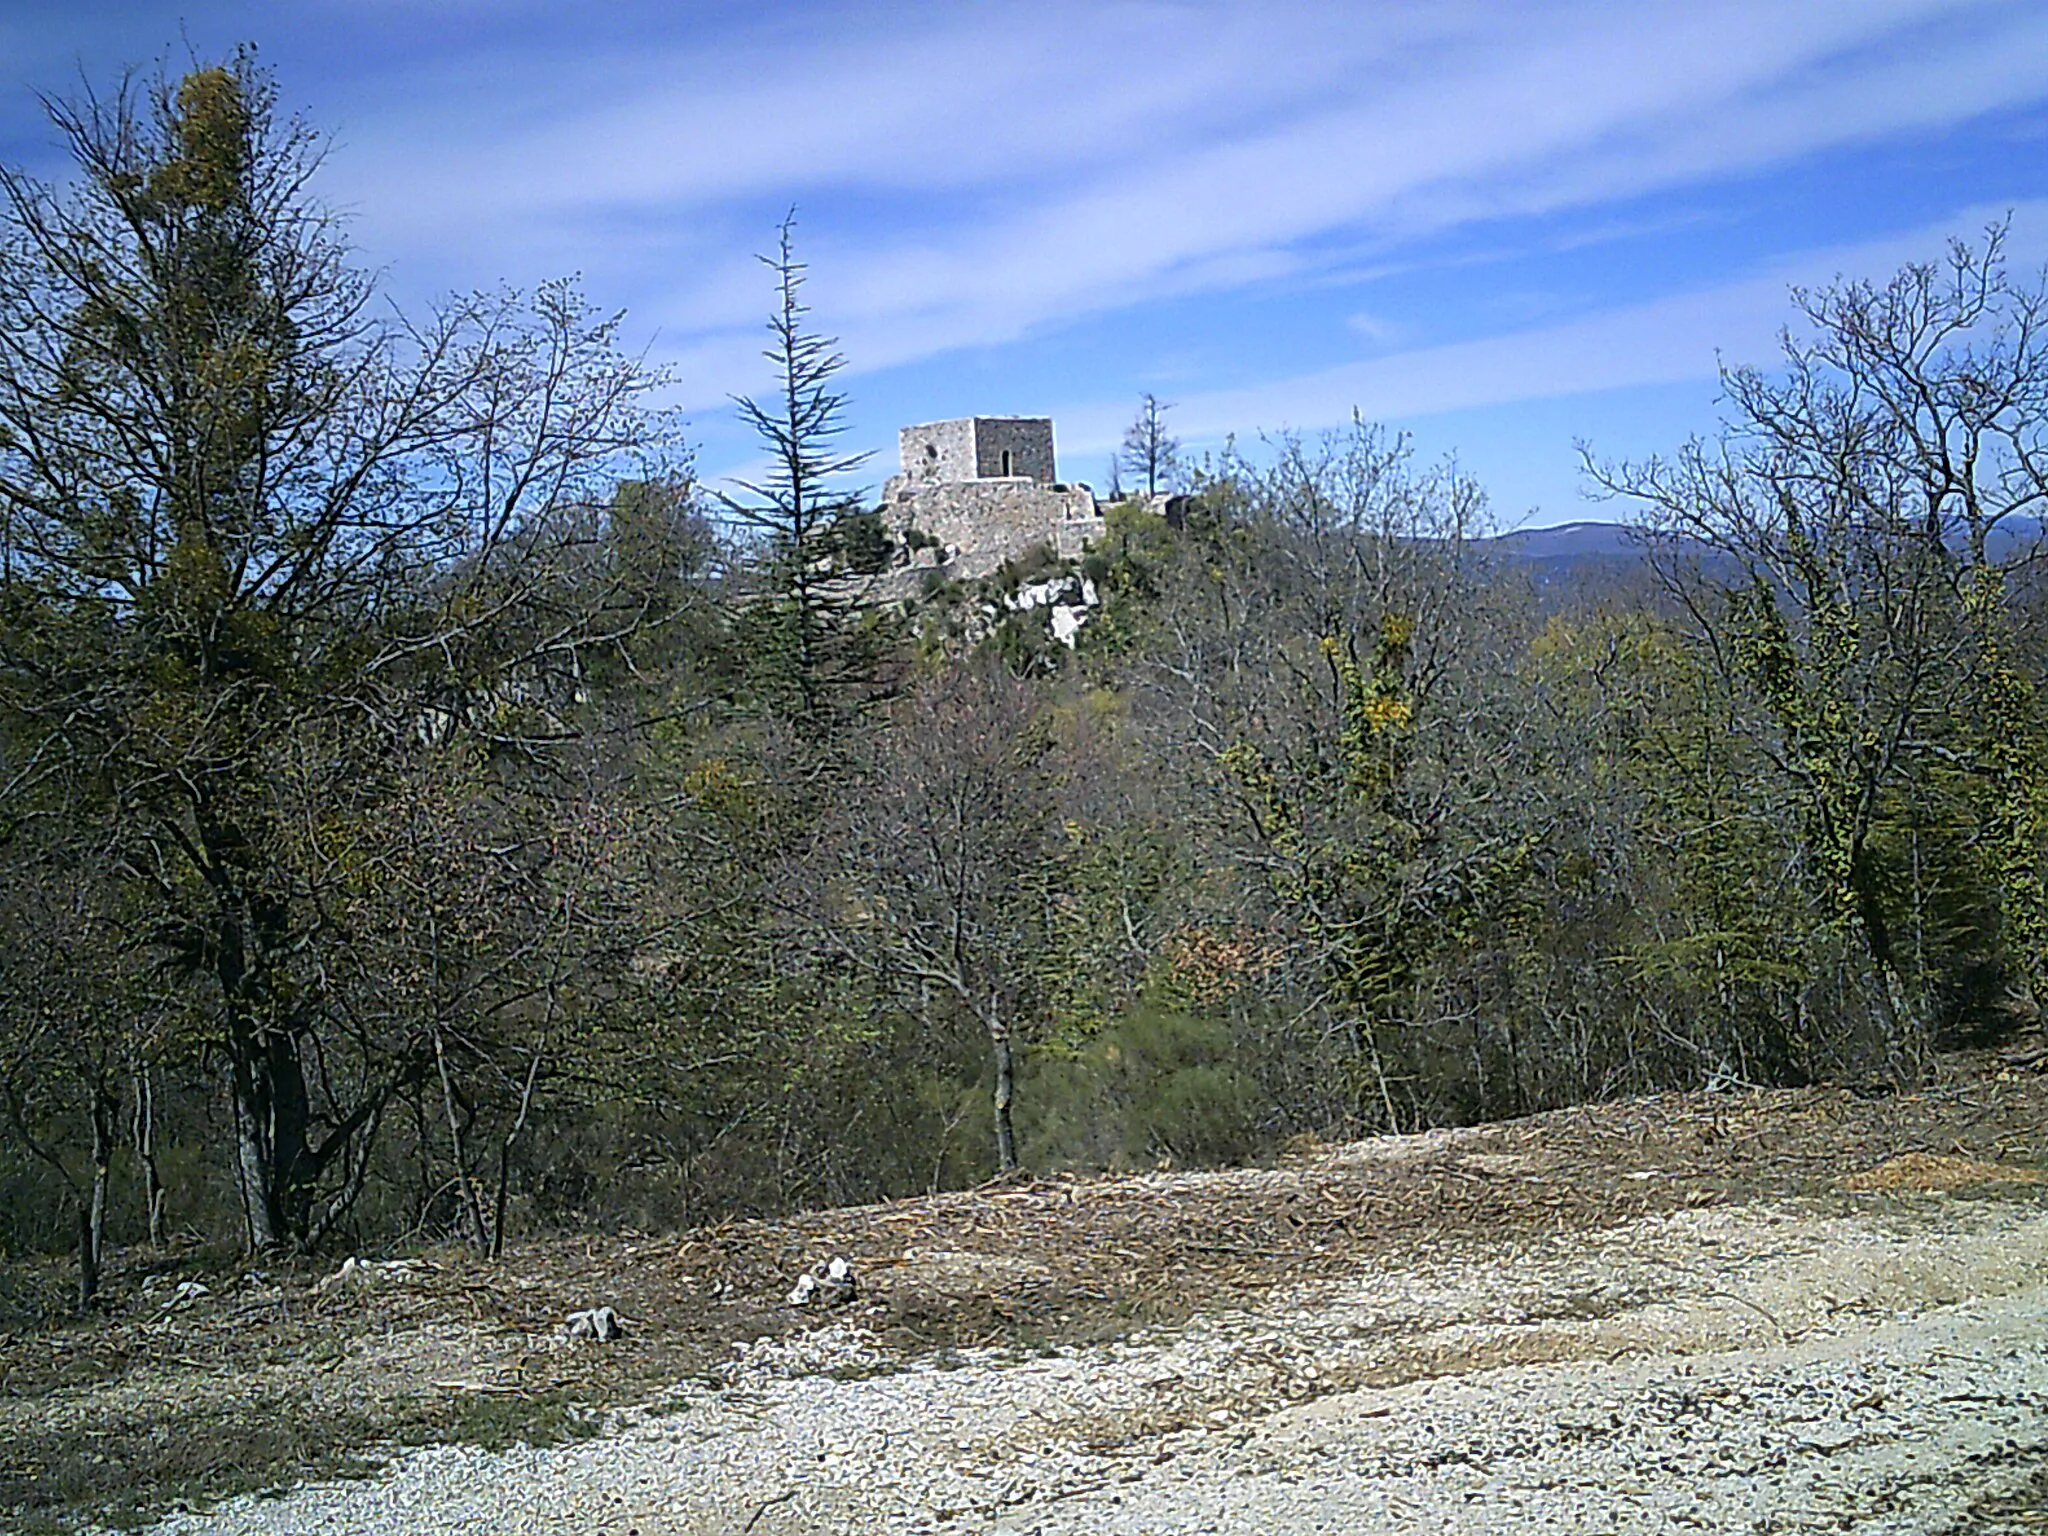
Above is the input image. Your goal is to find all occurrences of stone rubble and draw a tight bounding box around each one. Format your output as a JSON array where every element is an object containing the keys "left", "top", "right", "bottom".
[
  {"left": 120, "top": 1199, "right": 2048, "bottom": 1535},
  {"left": 563, "top": 1306, "right": 624, "bottom": 1343},
  {"left": 786, "top": 1255, "right": 858, "bottom": 1309},
  {"left": 314, "top": 1256, "right": 434, "bottom": 1293}
]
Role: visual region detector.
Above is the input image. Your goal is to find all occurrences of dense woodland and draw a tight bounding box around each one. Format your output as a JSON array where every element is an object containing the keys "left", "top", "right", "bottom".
[{"left": 5, "top": 58, "right": 2048, "bottom": 1308}]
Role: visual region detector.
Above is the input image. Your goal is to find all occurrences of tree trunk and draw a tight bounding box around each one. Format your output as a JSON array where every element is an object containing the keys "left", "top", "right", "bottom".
[
  {"left": 219, "top": 910, "right": 277, "bottom": 1250},
  {"left": 75, "top": 1200, "right": 99, "bottom": 1312},
  {"left": 432, "top": 1021, "right": 489, "bottom": 1251},
  {"left": 230, "top": 1051, "right": 279, "bottom": 1250},
  {"left": 218, "top": 894, "right": 316, "bottom": 1250},
  {"left": 1850, "top": 848, "right": 1930, "bottom": 1082},
  {"left": 490, "top": 1036, "right": 547, "bottom": 1261},
  {"left": 990, "top": 1026, "right": 1018, "bottom": 1173},
  {"left": 78, "top": 1091, "right": 111, "bottom": 1311},
  {"left": 226, "top": 1031, "right": 317, "bottom": 1249},
  {"left": 132, "top": 1059, "right": 166, "bottom": 1248}
]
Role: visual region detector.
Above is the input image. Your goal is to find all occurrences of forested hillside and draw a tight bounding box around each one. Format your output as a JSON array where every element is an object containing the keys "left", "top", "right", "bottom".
[{"left": 4, "top": 57, "right": 2046, "bottom": 1308}]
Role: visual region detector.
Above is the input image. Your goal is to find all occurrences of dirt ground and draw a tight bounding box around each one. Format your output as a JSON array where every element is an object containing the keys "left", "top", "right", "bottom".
[{"left": 8, "top": 1046, "right": 2048, "bottom": 1532}]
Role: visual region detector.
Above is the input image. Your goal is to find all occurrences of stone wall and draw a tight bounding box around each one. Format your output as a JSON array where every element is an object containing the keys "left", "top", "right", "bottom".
[
  {"left": 970, "top": 418, "right": 1056, "bottom": 483},
  {"left": 895, "top": 419, "right": 981, "bottom": 489},
  {"left": 1054, "top": 514, "right": 1105, "bottom": 561},
  {"left": 891, "top": 417, "right": 1058, "bottom": 494},
  {"left": 890, "top": 479, "right": 1101, "bottom": 578}
]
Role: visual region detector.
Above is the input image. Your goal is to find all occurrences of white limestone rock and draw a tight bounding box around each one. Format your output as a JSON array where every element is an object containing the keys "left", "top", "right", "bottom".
[
  {"left": 787, "top": 1255, "right": 858, "bottom": 1308},
  {"left": 564, "top": 1305, "right": 623, "bottom": 1342}
]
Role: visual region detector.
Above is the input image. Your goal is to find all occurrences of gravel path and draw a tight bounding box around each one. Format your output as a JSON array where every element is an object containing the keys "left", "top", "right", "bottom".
[{"left": 127, "top": 1195, "right": 2048, "bottom": 1535}]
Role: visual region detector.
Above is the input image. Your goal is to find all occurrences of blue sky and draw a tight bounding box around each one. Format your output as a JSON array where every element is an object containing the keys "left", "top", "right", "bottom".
[{"left": 3, "top": 2, "right": 2046, "bottom": 527}]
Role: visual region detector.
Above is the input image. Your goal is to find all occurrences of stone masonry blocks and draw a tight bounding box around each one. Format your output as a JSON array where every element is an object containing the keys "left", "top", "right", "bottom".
[
  {"left": 970, "top": 418, "right": 1056, "bottom": 483},
  {"left": 896, "top": 418, "right": 981, "bottom": 488},
  {"left": 883, "top": 416, "right": 1103, "bottom": 580}
]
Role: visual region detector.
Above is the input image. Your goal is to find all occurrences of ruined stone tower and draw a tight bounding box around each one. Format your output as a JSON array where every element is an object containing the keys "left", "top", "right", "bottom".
[
  {"left": 894, "top": 417, "right": 1057, "bottom": 487},
  {"left": 882, "top": 416, "right": 1102, "bottom": 578}
]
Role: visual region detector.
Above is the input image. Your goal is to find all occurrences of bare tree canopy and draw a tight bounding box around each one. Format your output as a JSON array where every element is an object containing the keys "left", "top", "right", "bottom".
[
  {"left": 1585, "top": 225, "right": 2048, "bottom": 1078},
  {"left": 0, "top": 52, "right": 678, "bottom": 1252}
]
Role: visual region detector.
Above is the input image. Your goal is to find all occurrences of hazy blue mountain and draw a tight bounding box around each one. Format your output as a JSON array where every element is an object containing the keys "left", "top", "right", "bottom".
[
  {"left": 1479, "top": 518, "right": 2048, "bottom": 592},
  {"left": 1484, "top": 521, "right": 1649, "bottom": 561}
]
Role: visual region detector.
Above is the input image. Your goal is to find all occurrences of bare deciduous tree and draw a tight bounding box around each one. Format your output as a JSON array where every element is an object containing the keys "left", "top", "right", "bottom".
[
  {"left": 1586, "top": 225, "right": 2048, "bottom": 1077},
  {"left": 0, "top": 53, "right": 677, "bottom": 1248},
  {"left": 815, "top": 665, "right": 1057, "bottom": 1172}
]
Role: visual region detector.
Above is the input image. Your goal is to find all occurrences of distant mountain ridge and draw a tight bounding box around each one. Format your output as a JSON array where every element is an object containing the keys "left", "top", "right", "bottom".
[
  {"left": 1482, "top": 521, "right": 1648, "bottom": 562},
  {"left": 1474, "top": 520, "right": 1668, "bottom": 590},
  {"left": 1478, "top": 517, "right": 2048, "bottom": 583}
]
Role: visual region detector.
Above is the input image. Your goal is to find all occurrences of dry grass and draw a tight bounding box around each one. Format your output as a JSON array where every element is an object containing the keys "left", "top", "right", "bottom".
[
  {"left": 8, "top": 1047, "right": 2048, "bottom": 1531},
  {"left": 1840, "top": 1151, "right": 2048, "bottom": 1193}
]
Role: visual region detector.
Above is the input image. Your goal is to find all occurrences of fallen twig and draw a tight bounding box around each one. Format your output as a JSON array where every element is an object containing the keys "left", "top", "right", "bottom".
[{"left": 744, "top": 1487, "right": 798, "bottom": 1530}]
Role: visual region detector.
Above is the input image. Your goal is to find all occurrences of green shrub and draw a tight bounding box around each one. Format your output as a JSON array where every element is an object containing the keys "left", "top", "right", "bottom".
[
  {"left": 1020, "top": 1006, "right": 1265, "bottom": 1172},
  {"left": 835, "top": 511, "right": 894, "bottom": 575}
]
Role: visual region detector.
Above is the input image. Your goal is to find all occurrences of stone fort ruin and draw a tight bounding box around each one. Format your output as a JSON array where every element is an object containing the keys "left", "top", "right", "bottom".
[{"left": 882, "top": 416, "right": 1104, "bottom": 579}]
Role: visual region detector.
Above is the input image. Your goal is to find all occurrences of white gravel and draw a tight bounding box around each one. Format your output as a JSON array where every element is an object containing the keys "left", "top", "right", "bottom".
[{"left": 121, "top": 1197, "right": 2048, "bottom": 1535}]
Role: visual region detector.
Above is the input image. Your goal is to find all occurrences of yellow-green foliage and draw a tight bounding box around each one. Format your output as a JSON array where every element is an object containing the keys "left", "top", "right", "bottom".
[{"left": 149, "top": 67, "right": 253, "bottom": 212}]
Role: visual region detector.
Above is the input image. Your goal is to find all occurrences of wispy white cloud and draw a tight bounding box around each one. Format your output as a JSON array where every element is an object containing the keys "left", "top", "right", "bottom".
[
  {"left": 419, "top": 0, "right": 2031, "bottom": 409},
  {"left": 1345, "top": 310, "right": 1407, "bottom": 347},
  {"left": 339, "top": 2, "right": 1414, "bottom": 218},
  {"left": 10, "top": 0, "right": 2041, "bottom": 523},
  {"left": 1043, "top": 201, "right": 2048, "bottom": 458},
  {"left": 336, "top": 0, "right": 2038, "bottom": 402},
  {"left": 805, "top": 0, "right": 2044, "bottom": 360}
]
